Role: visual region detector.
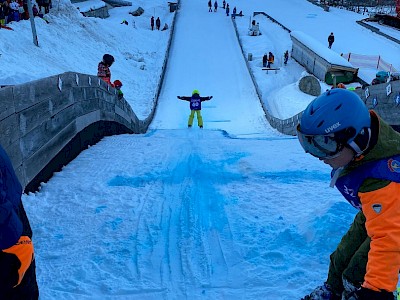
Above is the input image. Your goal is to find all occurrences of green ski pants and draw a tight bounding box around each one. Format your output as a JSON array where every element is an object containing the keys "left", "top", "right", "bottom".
[
  {"left": 188, "top": 110, "right": 203, "bottom": 127},
  {"left": 327, "top": 211, "right": 369, "bottom": 295}
]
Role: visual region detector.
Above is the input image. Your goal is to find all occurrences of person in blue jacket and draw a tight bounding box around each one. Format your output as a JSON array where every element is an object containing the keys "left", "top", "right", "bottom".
[
  {"left": 0, "top": 144, "right": 39, "bottom": 299},
  {"left": 177, "top": 89, "right": 213, "bottom": 128}
]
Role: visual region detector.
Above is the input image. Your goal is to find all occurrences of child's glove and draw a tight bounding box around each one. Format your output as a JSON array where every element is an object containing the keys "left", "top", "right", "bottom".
[
  {"left": 177, "top": 96, "right": 182, "bottom": 99},
  {"left": 346, "top": 287, "right": 394, "bottom": 300},
  {"left": 301, "top": 282, "right": 341, "bottom": 300}
]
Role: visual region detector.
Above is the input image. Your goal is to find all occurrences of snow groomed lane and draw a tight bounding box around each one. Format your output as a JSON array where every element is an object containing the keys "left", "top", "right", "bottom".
[
  {"left": 150, "top": 0, "right": 273, "bottom": 136},
  {"left": 26, "top": 128, "right": 340, "bottom": 299}
]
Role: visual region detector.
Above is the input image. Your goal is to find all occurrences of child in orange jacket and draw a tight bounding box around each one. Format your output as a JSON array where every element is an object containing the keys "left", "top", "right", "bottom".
[
  {"left": 298, "top": 89, "right": 400, "bottom": 300},
  {"left": 97, "top": 54, "right": 115, "bottom": 86}
]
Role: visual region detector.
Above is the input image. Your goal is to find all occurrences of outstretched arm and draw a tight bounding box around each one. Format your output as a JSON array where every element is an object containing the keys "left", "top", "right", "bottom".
[
  {"left": 177, "top": 96, "right": 191, "bottom": 101},
  {"left": 200, "top": 96, "right": 213, "bottom": 101}
]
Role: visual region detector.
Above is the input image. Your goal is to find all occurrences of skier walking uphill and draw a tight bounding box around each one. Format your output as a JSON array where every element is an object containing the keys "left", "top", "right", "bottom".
[
  {"left": 328, "top": 32, "right": 335, "bottom": 49},
  {"left": 177, "top": 90, "right": 212, "bottom": 128},
  {"left": 283, "top": 50, "right": 289, "bottom": 65}
]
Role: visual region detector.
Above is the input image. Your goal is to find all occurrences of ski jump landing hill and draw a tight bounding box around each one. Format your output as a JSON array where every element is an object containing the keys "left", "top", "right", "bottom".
[{"left": 0, "top": 0, "right": 399, "bottom": 193}]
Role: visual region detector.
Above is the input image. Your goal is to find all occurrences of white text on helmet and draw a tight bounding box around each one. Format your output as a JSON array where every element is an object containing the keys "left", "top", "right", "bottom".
[{"left": 325, "top": 122, "right": 341, "bottom": 134}]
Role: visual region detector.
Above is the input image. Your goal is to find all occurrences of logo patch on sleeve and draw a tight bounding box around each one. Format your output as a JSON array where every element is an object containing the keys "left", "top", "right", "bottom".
[
  {"left": 388, "top": 158, "right": 400, "bottom": 173},
  {"left": 372, "top": 203, "right": 382, "bottom": 214}
]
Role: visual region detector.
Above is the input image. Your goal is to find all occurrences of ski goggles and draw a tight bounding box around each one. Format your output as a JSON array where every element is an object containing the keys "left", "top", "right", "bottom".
[{"left": 296, "top": 124, "right": 344, "bottom": 159}]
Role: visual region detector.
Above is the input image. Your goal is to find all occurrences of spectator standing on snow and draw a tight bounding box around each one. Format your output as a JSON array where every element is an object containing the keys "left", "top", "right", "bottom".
[
  {"left": 36, "top": 0, "right": 43, "bottom": 14},
  {"left": 267, "top": 52, "right": 274, "bottom": 68},
  {"left": 177, "top": 89, "right": 213, "bottom": 129},
  {"left": 328, "top": 32, "right": 335, "bottom": 49},
  {"left": 0, "top": 143, "right": 39, "bottom": 300},
  {"left": 155, "top": 17, "right": 160, "bottom": 30},
  {"left": 284, "top": 50, "right": 289, "bottom": 65},
  {"left": 150, "top": 16, "right": 154, "bottom": 30},
  {"left": 32, "top": 4, "right": 39, "bottom": 17},
  {"left": 214, "top": 1, "right": 217, "bottom": 12},
  {"left": 2, "top": 1, "right": 10, "bottom": 24},
  {"left": 42, "top": 0, "right": 50, "bottom": 14},
  {"left": 262, "top": 53, "right": 268, "bottom": 68},
  {"left": 18, "top": 0, "right": 25, "bottom": 20},
  {"left": 9, "top": 0, "right": 20, "bottom": 22},
  {"left": 208, "top": 0, "right": 212, "bottom": 12},
  {"left": 97, "top": 54, "right": 115, "bottom": 86},
  {"left": 222, "top": 0, "right": 225, "bottom": 9},
  {"left": 232, "top": 6, "right": 236, "bottom": 18},
  {"left": 225, "top": 3, "right": 229, "bottom": 16}
]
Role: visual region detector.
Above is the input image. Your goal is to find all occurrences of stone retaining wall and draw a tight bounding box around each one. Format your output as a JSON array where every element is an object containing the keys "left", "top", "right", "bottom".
[{"left": 0, "top": 73, "right": 141, "bottom": 191}]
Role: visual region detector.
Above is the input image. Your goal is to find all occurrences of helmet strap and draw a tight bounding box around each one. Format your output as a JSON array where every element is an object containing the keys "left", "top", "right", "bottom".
[{"left": 348, "top": 128, "right": 371, "bottom": 156}]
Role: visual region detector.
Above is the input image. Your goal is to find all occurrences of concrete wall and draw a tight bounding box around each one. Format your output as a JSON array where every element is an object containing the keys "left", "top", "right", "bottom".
[
  {"left": 232, "top": 14, "right": 303, "bottom": 136},
  {"left": 290, "top": 32, "right": 358, "bottom": 84},
  {"left": 0, "top": 72, "right": 142, "bottom": 191},
  {"left": 291, "top": 36, "right": 330, "bottom": 82},
  {"left": 0, "top": 1, "right": 180, "bottom": 192}
]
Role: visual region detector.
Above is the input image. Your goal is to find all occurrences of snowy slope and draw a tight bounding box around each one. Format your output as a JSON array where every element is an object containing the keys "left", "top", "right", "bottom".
[
  {"left": 6, "top": 0, "right": 398, "bottom": 299},
  {"left": 150, "top": 0, "right": 272, "bottom": 135}
]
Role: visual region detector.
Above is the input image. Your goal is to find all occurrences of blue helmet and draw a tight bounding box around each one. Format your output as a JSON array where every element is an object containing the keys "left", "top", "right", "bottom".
[{"left": 299, "top": 89, "right": 371, "bottom": 156}]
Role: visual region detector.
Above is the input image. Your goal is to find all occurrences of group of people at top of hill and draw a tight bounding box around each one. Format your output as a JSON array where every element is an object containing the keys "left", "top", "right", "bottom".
[
  {"left": 0, "top": 0, "right": 49, "bottom": 25},
  {"left": 150, "top": 15, "right": 168, "bottom": 31},
  {"left": 207, "top": 0, "right": 242, "bottom": 18}
]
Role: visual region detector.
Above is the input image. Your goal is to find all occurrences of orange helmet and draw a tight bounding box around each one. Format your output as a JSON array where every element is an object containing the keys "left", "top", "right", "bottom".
[{"left": 113, "top": 80, "right": 123, "bottom": 87}]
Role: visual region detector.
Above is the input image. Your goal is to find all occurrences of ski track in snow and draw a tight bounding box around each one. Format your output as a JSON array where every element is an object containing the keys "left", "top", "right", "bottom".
[
  {"left": 107, "top": 131, "right": 245, "bottom": 298},
  {"left": 25, "top": 129, "right": 351, "bottom": 299}
]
